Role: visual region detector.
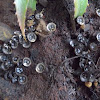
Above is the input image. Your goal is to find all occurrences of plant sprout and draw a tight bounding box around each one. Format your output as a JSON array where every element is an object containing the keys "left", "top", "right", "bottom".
[
  {"left": 14, "top": 0, "right": 37, "bottom": 39},
  {"left": 74, "top": 0, "right": 88, "bottom": 18}
]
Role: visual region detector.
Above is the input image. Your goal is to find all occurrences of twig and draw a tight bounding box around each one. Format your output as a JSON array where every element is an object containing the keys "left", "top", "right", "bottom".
[{"left": 62, "top": 55, "right": 80, "bottom": 65}]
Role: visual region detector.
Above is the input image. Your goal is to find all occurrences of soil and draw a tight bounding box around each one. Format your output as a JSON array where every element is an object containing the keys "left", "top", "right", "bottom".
[{"left": 0, "top": 0, "right": 100, "bottom": 100}]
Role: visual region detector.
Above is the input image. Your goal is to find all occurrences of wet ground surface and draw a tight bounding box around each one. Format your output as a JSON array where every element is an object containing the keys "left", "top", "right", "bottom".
[{"left": 0, "top": 0, "right": 100, "bottom": 100}]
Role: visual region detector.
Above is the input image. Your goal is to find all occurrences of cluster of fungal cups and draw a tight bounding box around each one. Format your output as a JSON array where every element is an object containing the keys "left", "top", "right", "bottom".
[
  {"left": 76, "top": 7, "right": 100, "bottom": 32},
  {"left": 0, "top": 30, "right": 35, "bottom": 85},
  {"left": 0, "top": 29, "right": 42, "bottom": 85},
  {"left": 26, "top": 11, "right": 56, "bottom": 37},
  {"left": 0, "top": 11, "right": 56, "bottom": 85},
  {"left": 68, "top": 33, "right": 100, "bottom": 88}
]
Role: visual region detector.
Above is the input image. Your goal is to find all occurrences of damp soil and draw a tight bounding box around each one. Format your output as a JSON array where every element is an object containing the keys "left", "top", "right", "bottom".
[{"left": 0, "top": 0, "right": 100, "bottom": 100}]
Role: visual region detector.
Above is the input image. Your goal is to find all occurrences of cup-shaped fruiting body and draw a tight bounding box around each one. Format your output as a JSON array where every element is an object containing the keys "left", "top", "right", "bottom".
[
  {"left": 7, "top": 71, "right": 18, "bottom": 83},
  {"left": 77, "top": 16, "right": 85, "bottom": 30},
  {"left": 27, "top": 15, "right": 36, "bottom": 27},
  {"left": 35, "top": 63, "right": 45, "bottom": 73},
  {"left": 4, "top": 71, "right": 11, "bottom": 81},
  {"left": 19, "top": 34, "right": 24, "bottom": 44},
  {"left": 68, "top": 39, "right": 79, "bottom": 48},
  {"left": 83, "top": 66, "right": 90, "bottom": 72},
  {"left": 96, "top": 8, "right": 100, "bottom": 17},
  {"left": 22, "top": 40, "right": 31, "bottom": 48},
  {"left": 87, "top": 53, "right": 93, "bottom": 60},
  {"left": 89, "top": 42, "right": 98, "bottom": 51},
  {"left": 2, "top": 43, "right": 12, "bottom": 54},
  {"left": 11, "top": 75, "right": 18, "bottom": 83},
  {"left": 28, "top": 25, "right": 36, "bottom": 32},
  {"left": 28, "top": 15, "right": 35, "bottom": 20},
  {"left": 46, "top": 22, "right": 56, "bottom": 32},
  {"left": 12, "top": 56, "right": 19, "bottom": 64},
  {"left": 96, "top": 33, "right": 100, "bottom": 42},
  {"left": 69, "top": 39, "right": 76, "bottom": 48},
  {"left": 11, "top": 35, "right": 19, "bottom": 43},
  {"left": 14, "top": 31, "right": 21, "bottom": 36},
  {"left": 9, "top": 39, "right": 18, "bottom": 49},
  {"left": 17, "top": 59, "right": 23, "bottom": 67},
  {"left": 0, "top": 53, "right": 8, "bottom": 62},
  {"left": 15, "top": 67, "right": 23, "bottom": 75},
  {"left": 23, "top": 57, "right": 31, "bottom": 67},
  {"left": 35, "top": 12, "right": 44, "bottom": 20},
  {"left": 5, "top": 60, "right": 14, "bottom": 68},
  {"left": 80, "top": 72, "right": 89, "bottom": 82},
  {"left": 88, "top": 61, "right": 93, "bottom": 66},
  {"left": 80, "top": 71, "right": 95, "bottom": 83},
  {"left": 18, "top": 74, "right": 27, "bottom": 85},
  {"left": 77, "top": 16, "right": 85, "bottom": 25},
  {"left": 18, "top": 33, "right": 28, "bottom": 45},
  {"left": 77, "top": 34, "right": 88, "bottom": 46},
  {"left": 27, "top": 32, "right": 37, "bottom": 42},
  {"left": 85, "top": 81, "right": 92, "bottom": 88},
  {"left": 77, "top": 34, "right": 85, "bottom": 42},
  {"left": 81, "top": 50, "right": 88, "bottom": 55},
  {"left": 74, "top": 44, "right": 84, "bottom": 55},
  {"left": 88, "top": 74, "right": 95, "bottom": 82},
  {"left": 8, "top": 71, "right": 17, "bottom": 79},
  {"left": 79, "top": 58, "right": 86, "bottom": 68},
  {"left": 0, "top": 63, "right": 9, "bottom": 71}
]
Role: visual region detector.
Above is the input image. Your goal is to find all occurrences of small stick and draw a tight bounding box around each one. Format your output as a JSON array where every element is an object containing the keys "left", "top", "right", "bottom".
[{"left": 62, "top": 55, "right": 80, "bottom": 65}]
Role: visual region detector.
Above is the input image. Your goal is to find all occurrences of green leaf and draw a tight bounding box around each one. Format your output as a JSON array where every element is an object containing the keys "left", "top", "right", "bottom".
[
  {"left": 14, "top": 0, "right": 29, "bottom": 39},
  {"left": 14, "top": 0, "right": 36, "bottom": 39},
  {"left": 74, "top": 0, "right": 88, "bottom": 18},
  {"left": 28, "top": 0, "right": 37, "bottom": 11}
]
